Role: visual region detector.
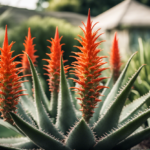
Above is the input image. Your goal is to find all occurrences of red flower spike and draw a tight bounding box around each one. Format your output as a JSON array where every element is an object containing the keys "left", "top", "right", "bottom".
[
  {"left": 21, "top": 27, "right": 39, "bottom": 74},
  {"left": 110, "top": 32, "right": 121, "bottom": 82},
  {"left": 0, "top": 25, "right": 27, "bottom": 124},
  {"left": 43, "top": 27, "right": 69, "bottom": 92},
  {"left": 71, "top": 9, "right": 108, "bottom": 122}
]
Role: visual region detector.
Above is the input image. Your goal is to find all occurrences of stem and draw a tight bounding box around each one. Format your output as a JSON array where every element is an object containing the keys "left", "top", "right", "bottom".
[{"left": 49, "top": 89, "right": 58, "bottom": 123}]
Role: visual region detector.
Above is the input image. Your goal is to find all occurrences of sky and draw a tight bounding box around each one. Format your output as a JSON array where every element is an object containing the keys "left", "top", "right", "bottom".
[{"left": 0, "top": 0, "right": 38, "bottom": 9}]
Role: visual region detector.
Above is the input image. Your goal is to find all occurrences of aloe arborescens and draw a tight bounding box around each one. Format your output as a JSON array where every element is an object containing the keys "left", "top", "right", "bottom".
[{"left": 0, "top": 9, "right": 150, "bottom": 150}]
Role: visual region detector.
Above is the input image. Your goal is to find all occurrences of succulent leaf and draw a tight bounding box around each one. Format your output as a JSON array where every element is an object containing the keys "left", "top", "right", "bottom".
[
  {"left": 22, "top": 82, "right": 33, "bottom": 99},
  {"left": 113, "top": 127, "right": 150, "bottom": 150},
  {"left": 93, "top": 108, "right": 150, "bottom": 150},
  {"left": 0, "top": 138, "right": 38, "bottom": 149},
  {"left": 93, "top": 65, "right": 145, "bottom": 137},
  {"left": 0, "top": 119, "right": 22, "bottom": 138},
  {"left": 20, "top": 84, "right": 37, "bottom": 122},
  {"left": 56, "top": 58, "right": 77, "bottom": 135},
  {"left": 0, "top": 145, "right": 21, "bottom": 150},
  {"left": 50, "top": 90, "right": 58, "bottom": 121},
  {"left": 26, "top": 53, "right": 49, "bottom": 112},
  {"left": 0, "top": 137, "right": 29, "bottom": 144},
  {"left": 65, "top": 119, "right": 95, "bottom": 150},
  {"left": 100, "top": 52, "right": 137, "bottom": 115},
  {"left": 26, "top": 53, "right": 64, "bottom": 140},
  {"left": 12, "top": 141, "right": 39, "bottom": 149},
  {"left": 10, "top": 112, "right": 71, "bottom": 150},
  {"left": 16, "top": 102, "right": 34, "bottom": 126},
  {"left": 119, "top": 91, "right": 150, "bottom": 124}
]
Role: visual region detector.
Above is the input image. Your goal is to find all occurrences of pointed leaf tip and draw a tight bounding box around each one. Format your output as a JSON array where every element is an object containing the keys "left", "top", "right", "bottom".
[
  {"left": 87, "top": 9, "right": 91, "bottom": 29},
  {"left": 114, "top": 32, "right": 117, "bottom": 41},
  {"left": 65, "top": 118, "right": 95, "bottom": 150},
  {"left": 28, "top": 27, "right": 31, "bottom": 40},
  {"left": 54, "top": 27, "right": 59, "bottom": 40},
  {"left": 4, "top": 25, "right": 8, "bottom": 46},
  {"left": 88, "top": 8, "right": 90, "bottom": 17},
  {"left": 10, "top": 112, "right": 70, "bottom": 150}
]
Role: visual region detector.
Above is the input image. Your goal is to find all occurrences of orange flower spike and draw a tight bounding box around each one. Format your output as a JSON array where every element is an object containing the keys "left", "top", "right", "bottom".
[
  {"left": 71, "top": 9, "right": 108, "bottom": 122},
  {"left": 0, "top": 25, "right": 27, "bottom": 124},
  {"left": 43, "top": 27, "right": 69, "bottom": 118},
  {"left": 110, "top": 32, "right": 121, "bottom": 82},
  {"left": 21, "top": 27, "right": 39, "bottom": 74},
  {"left": 43, "top": 27, "right": 69, "bottom": 92}
]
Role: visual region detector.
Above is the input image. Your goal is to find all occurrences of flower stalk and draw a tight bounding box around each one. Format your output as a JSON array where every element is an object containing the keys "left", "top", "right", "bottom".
[{"left": 43, "top": 27, "right": 69, "bottom": 118}]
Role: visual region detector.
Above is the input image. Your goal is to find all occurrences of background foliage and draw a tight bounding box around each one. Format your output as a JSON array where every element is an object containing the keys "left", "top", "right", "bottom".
[
  {"left": 45, "top": 0, "right": 150, "bottom": 16},
  {"left": 123, "top": 38, "right": 150, "bottom": 104}
]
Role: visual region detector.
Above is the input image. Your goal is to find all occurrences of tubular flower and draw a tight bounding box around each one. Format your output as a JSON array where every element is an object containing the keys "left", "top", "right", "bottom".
[
  {"left": 110, "top": 32, "right": 121, "bottom": 82},
  {"left": 71, "top": 9, "right": 108, "bottom": 122},
  {"left": 43, "top": 27, "right": 69, "bottom": 92},
  {"left": 21, "top": 27, "right": 39, "bottom": 74},
  {"left": 0, "top": 26, "right": 27, "bottom": 123}
]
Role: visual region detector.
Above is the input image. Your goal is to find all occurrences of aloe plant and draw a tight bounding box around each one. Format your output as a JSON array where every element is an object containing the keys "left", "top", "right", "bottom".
[{"left": 0, "top": 10, "right": 150, "bottom": 150}]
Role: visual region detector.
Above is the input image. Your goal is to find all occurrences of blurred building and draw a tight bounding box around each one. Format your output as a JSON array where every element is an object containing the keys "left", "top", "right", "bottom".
[
  {"left": 92, "top": 0, "right": 150, "bottom": 57},
  {"left": 0, "top": 5, "right": 87, "bottom": 26}
]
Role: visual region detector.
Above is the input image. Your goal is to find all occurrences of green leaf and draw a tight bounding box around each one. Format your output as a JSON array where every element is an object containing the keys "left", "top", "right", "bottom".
[
  {"left": 56, "top": 58, "right": 77, "bottom": 134},
  {"left": 138, "top": 37, "right": 147, "bottom": 77},
  {"left": 0, "top": 145, "right": 21, "bottom": 150},
  {"left": 113, "top": 127, "right": 150, "bottom": 150},
  {"left": 22, "top": 82, "right": 32, "bottom": 98},
  {"left": 93, "top": 108, "right": 150, "bottom": 150},
  {"left": 119, "top": 91, "right": 150, "bottom": 124},
  {"left": 10, "top": 112, "right": 71, "bottom": 150},
  {"left": 16, "top": 102, "right": 34, "bottom": 126},
  {"left": 26, "top": 53, "right": 49, "bottom": 113},
  {"left": 0, "top": 137, "right": 29, "bottom": 144},
  {"left": 0, "top": 119, "right": 22, "bottom": 138},
  {"left": 100, "top": 52, "right": 137, "bottom": 115},
  {"left": 26, "top": 53, "right": 64, "bottom": 140},
  {"left": 12, "top": 141, "right": 39, "bottom": 149},
  {"left": 20, "top": 84, "right": 37, "bottom": 122},
  {"left": 93, "top": 65, "right": 144, "bottom": 137},
  {"left": 90, "top": 74, "right": 113, "bottom": 125},
  {"left": 72, "top": 82, "right": 81, "bottom": 111},
  {"left": 65, "top": 119, "right": 95, "bottom": 150},
  {"left": 49, "top": 89, "right": 58, "bottom": 121}
]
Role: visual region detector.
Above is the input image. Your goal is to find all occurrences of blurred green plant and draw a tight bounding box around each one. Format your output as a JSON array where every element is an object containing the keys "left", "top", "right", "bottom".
[
  {"left": 125, "top": 38, "right": 150, "bottom": 102},
  {"left": 47, "top": 0, "right": 80, "bottom": 12},
  {"left": 0, "top": 9, "right": 14, "bottom": 28},
  {"left": 46, "top": 0, "right": 150, "bottom": 16}
]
